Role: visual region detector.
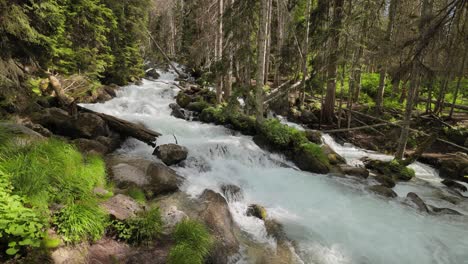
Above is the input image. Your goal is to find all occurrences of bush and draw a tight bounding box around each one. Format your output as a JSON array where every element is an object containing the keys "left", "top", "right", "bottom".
[
  {"left": 113, "top": 207, "right": 163, "bottom": 245},
  {"left": 258, "top": 119, "right": 308, "bottom": 150},
  {"left": 0, "top": 171, "right": 45, "bottom": 256},
  {"left": 53, "top": 202, "right": 108, "bottom": 243},
  {"left": 168, "top": 219, "right": 213, "bottom": 264}
]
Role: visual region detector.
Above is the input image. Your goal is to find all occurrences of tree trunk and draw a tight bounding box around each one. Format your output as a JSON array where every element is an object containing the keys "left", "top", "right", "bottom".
[
  {"left": 216, "top": 0, "right": 224, "bottom": 104},
  {"left": 449, "top": 48, "right": 467, "bottom": 118},
  {"left": 323, "top": 0, "right": 345, "bottom": 123},
  {"left": 375, "top": 66, "right": 386, "bottom": 112},
  {"left": 255, "top": 0, "right": 270, "bottom": 122},
  {"left": 300, "top": 0, "right": 312, "bottom": 107}
]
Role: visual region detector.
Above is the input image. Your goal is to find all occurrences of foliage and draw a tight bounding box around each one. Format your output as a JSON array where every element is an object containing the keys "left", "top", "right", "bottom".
[
  {"left": 299, "top": 143, "right": 329, "bottom": 165},
  {"left": 127, "top": 186, "right": 146, "bottom": 204},
  {"left": 112, "top": 207, "right": 163, "bottom": 245},
  {"left": 53, "top": 202, "right": 107, "bottom": 243},
  {"left": 168, "top": 219, "right": 213, "bottom": 264},
  {"left": 0, "top": 170, "right": 45, "bottom": 256},
  {"left": 258, "top": 119, "right": 308, "bottom": 149},
  {"left": 389, "top": 160, "right": 415, "bottom": 181}
]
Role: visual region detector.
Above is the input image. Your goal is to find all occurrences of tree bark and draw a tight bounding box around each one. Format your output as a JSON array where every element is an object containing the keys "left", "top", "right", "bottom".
[{"left": 255, "top": 0, "right": 270, "bottom": 122}]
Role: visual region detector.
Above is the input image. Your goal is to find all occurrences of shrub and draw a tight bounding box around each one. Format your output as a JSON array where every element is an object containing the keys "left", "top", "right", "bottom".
[
  {"left": 113, "top": 207, "right": 163, "bottom": 245},
  {"left": 169, "top": 219, "right": 213, "bottom": 264},
  {"left": 258, "top": 119, "right": 308, "bottom": 150},
  {"left": 53, "top": 202, "right": 107, "bottom": 243},
  {"left": 0, "top": 171, "right": 45, "bottom": 256}
]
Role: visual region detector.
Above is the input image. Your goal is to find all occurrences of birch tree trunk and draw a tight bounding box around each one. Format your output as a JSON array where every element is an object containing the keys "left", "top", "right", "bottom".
[
  {"left": 255, "top": 0, "right": 270, "bottom": 122},
  {"left": 216, "top": 0, "right": 224, "bottom": 104}
]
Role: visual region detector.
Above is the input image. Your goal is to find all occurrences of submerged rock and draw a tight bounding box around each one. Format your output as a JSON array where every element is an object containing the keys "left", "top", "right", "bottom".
[
  {"left": 441, "top": 179, "right": 467, "bottom": 193},
  {"left": 404, "top": 192, "right": 429, "bottom": 213},
  {"left": 339, "top": 164, "right": 369, "bottom": 179},
  {"left": 367, "top": 185, "right": 398, "bottom": 198},
  {"left": 373, "top": 174, "right": 396, "bottom": 188},
  {"left": 429, "top": 206, "right": 463, "bottom": 216},
  {"left": 153, "top": 143, "right": 188, "bottom": 166},
  {"left": 246, "top": 204, "right": 267, "bottom": 220},
  {"left": 169, "top": 103, "right": 189, "bottom": 120},
  {"left": 176, "top": 92, "right": 192, "bottom": 108},
  {"left": 221, "top": 184, "right": 243, "bottom": 202},
  {"left": 364, "top": 158, "right": 415, "bottom": 181}
]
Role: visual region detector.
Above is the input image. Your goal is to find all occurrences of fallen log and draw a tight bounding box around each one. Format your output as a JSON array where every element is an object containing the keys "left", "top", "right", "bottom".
[
  {"left": 264, "top": 80, "right": 302, "bottom": 105},
  {"left": 322, "top": 122, "right": 399, "bottom": 133},
  {"left": 77, "top": 105, "right": 161, "bottom": 147},
  {"left": 418, "top": 97, "right": 468, "bottom": 111}
]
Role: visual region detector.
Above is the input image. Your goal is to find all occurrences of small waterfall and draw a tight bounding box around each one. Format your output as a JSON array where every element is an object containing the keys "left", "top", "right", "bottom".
[{"left": 83, "top": 69, "right": 468, "bottom": 264}]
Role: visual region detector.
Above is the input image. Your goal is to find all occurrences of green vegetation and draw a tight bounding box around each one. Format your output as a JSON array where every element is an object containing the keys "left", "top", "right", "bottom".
[
  {"left": 388, "top": 160, "right": 416, "bottom": 181},
  {"left": 112, "top": 207, "right": 163, "bottom": 245},
  {"left": 53, "top": 202, "right": 108, "bottom": 243},
  {"left": 0, "top": 127, "right": 109, "bottom": 256},
  {"left": 127, "top": 186, "right": 147, "bottom": 204},
  {"left": 258, "top": 119, "right": 309, "bottom": 150},
  {"left": 168, "top": 219, "right": 213, "bottom": 264}
]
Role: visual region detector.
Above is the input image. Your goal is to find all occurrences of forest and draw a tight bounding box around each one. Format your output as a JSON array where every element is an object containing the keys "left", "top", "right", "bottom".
[{"left": 0, "top": 0, "right": 467, "bottom": 263}]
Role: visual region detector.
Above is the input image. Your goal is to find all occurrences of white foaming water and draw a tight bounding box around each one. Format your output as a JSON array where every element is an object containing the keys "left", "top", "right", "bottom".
[{"left": 84, "top": 70, "right": 468, "bottom": 264}]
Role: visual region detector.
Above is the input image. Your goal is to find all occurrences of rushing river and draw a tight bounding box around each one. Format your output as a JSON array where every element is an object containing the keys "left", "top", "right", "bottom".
[{"left": 84, "top": 69, "right": 468, "bottom": 264}]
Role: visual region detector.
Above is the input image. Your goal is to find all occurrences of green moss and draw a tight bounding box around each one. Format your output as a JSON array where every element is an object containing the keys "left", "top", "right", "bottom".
[
  {"left": 300, "top": 143, "right": 329, "bottom": 165},
  {"left": 169, "top": 219, "right": 212, "bottom": 264},
  {"left": 186, "top": 101, "right": 210, "bottom": 112},
  {"left": 228, "top": 113, "right": 256, "bottom": 135},
  {"left": 176, "top": 93, "right": 192, "bottom": 108},
  {"left": 53, "top": 202, "right": 108, "bottom": 244},
  {"left": 389, "top": 160, "right": 415, "bottom": 181},
  {"left": 258, "top": 119, "right": 308, "bottom": 150},
  {"left": 200, "top": 107, "right": 227, "bottom": 124}
]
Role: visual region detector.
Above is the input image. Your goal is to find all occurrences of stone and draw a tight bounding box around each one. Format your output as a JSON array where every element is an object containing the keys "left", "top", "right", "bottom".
[
  {"left": 198, "top": 190, "right": 239, "bottom": 264},
  {"left": 304, "top": 129, "right": 323, "bottom": 144},
  {"left": 367, "top": 185, "right": 398, "bottom": 198},
  {"left": 321, "top": 144, "right": 346, "bottom": 165},
  {"left": 160, "top": 205, "right": 188, "bottom": 233},
  {"left": 221, "top": 184, "right": 243, "bottom": 202},
  {"left": 0, "top": 123, "right": 45, "bottom": 146},
  {"left": 146, "top": 162, "right": 182, "bottom": 195},
  {"left": 292, "top": 147, "right": 330, "bottom": 174},
  {"left": 72, "top": 138, "right": 108, "bottom": 155},
  {"left": 145, "top": 68, "right": 161, "bottom": 80},
  {"left": 176, "top": 92, "right": 192, "bottom": 108},
  {"left": 95, "top": 135, "right": 122, "bottom": 153},
  {"left": 439, "top": 153, "right": 468, "bottom": 183},
  {"left": 51, "top": 244, "right": 88, "bottom": 264},
  {"left": 404, "top": 192, "right": 429, "bottom": 213},
  {"left": 364, "top": 159, "right": 415, "bottom": 181},
  {"left": 111, "top": 163, "right": 149, "bottom": 187},
  {"left": 300, "top": 110, "right": 318, "bottom": 124},
  {"left": 87, "top": 238, "right": 130, "bottom": 264},
  {"left": 169, "top": 103, "right": 187, "bottom": 120},
  {"left": 430, "top": 206, "right": 463, "bottom": 216},
  {"left": 339, "top": 165, "right": 369, "bottom": 179},
  {"left": 153, "top": 143, "right": 188, "bottom": 166},
  {"left": 73, "top": 113, "right": 109, "bottom": 138},
  {"left": 246, "top": 204, "right": 267, "bottom": 220},
  {"left": 101, "top": 194, "right": 143, "bottom": 220},
  {"left": 441, "top": 179, "right": 467, "bottom": 192},
  {"left": 374, "top": 175, "right": 396, "bottom": 188}
]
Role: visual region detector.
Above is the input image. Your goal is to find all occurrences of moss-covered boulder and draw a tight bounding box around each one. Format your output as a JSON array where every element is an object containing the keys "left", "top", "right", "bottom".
[
  {"left": 364, "top": 159, "right": 415, "bottom": 181},
  {"left": 293, "top": 143, "right": 330, "bottom": 174},
  {"left": 228, "top": 113, "right": 256, "bottom": 135},
  {"left": 366, "top": 185, "right": 398, "bottom": 198},
  {"left": 176, "top": 92, "right": 192, "bottom": 108},
  {"left": 186, "top": 101, "right": 210, "bottom": 113},
  {"left": 321, "top": 145, "right": 346, "bottom": 165},
  {"left": 246, "top": 204, "right": 267, "bottom": 220},
  {"left": 200, "top": 107, "right": 227, "bottom": 124},
  {"left": 438, "top": 153, "right": 468, "bottom": 183}
]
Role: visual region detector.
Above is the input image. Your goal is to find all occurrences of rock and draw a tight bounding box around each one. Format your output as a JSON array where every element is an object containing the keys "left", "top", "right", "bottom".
[
  {"left": 22, "top": 121, "right": 52, "bottom": 137},
  {"left": 88, "top": 238, "right": 130, "bottom": 264},
  {"left": 0, "top": 123, "right": 45, "bottom": 146},
  {"left": 404, "top": 192, "right": 429, "bottom": 213},
  {"left": 221, "top": 184, "right": 243, "bottom": 202},
  {"left": 125, "top": 242, "right": 173, "bottom": 264},
  {"left": 364, "top": 159, "right": 415, "bottom": 181},
  {"left": 153, "top": 143, "right": 188, "bottom": 166},
  {"left": 186, "top": 101, "right": 210, "bottom": 112},
  {"left": 441, "top": 179, "right": 467, "bottom": 192},
  {"left": 430, "top": 206, "right": 463, "bottom": 216},
  {"left": 93, "top": 187, "right": 111, "bottom": 198},
  {"left": 101, "top": 194, "right": 143, "bottom": 220},
  {"left": 73, "top": 113, "right": 109, "bottom": 138},
  {"left": 146, "top": 162, "right": 182, "bottom": 195},
  {"left": 176, "top": 92, "right": 192, "bottom": 108},
  {"left": 264, "top": 219, "right": 288, "bottom": 242},
  {"left": 300, "top": 110, "right": 318, "bottom": 124},
  {"left": 145, "top": 68, "right": 161, "bottom": 80},
  {"left": 246, "top": 204, "right": 267, "bottom": 220},
  {"left": 374, "top": 175, "right": 396, "bottom": 188},
  {"left": 160, "top": 205, "right": 188, "bottom": 234},
  {"left": 439, "top": 153, "right": 468, "bottom": 183},
  {"left": 72, "top": 138, "right": 108, "bottom": 155},
  {"left": 103, "top": 85, "right": 118, "bottom": 98},
  {"left": 304, "top": 129, "right": 322, "bottom": 144},
  {"left": 321, "top": 145, "right": 346, "bottom": 165},
  {"left": 198, "top": 190, "right": 239, "bottom": 264},
  {"left": 51, "top": 244, "right": 88, "bottom": 264},
  {"left": 262, "top": 219, "right": 295, "bottom": 264},
  {"left": 169, "top": 103, "right": 188, "bottom": 120},
  {"left": 292, "top": 147, "right": 330, "bottom": 174},
  {"left": 367, "top": 185, "right": 398, "bottom": 198},
  {"left": 339, "top": 165, "right": 369, "bottom": 179},
  {"left": 111, "top": 162, "right": 150, "bottom": 188},
  {"left": 95, "top": 135, "right": 122, "bottom": 152}
]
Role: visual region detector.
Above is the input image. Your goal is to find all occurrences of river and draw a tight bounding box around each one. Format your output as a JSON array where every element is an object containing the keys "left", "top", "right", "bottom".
[{"left": 83, "top": 69, "right": 468, "bottom": 264}]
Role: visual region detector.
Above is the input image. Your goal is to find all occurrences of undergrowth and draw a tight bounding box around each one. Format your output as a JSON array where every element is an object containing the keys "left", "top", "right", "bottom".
[
  {"left": 112, "top": 207, "right": 163, "bottom": 245},
  {"left": 168, "top": 219, "right": 212, "bottom": 264}
]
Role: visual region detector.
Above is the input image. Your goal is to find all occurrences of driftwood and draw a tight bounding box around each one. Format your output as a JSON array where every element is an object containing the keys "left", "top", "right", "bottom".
[
  {"left": 418, "top": 97, "right": 468, "bottom": 111},
  {"left": 49, "top": 75, "right": 73, "bottom": 106},
  {"left": 322, "top": 122, "right": 399, "bottom": 133},
  {"left": 77, "top": 105, "right": 161, "bottom": 147},
  {"left": 400, "top": 133, "right": 438, "bottom": 166}
]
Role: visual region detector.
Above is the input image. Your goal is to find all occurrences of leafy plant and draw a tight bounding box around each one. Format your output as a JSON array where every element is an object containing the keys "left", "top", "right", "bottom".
[
  {"left": 127, "top": 186, "right": 146, "bottom": 204},
  {"left": 0, "top": 171, "right": 45, "bottom": 256},
  {"left": 168, "top": 219, "right": 213, "bottom": 264},
  {"left": 53, "top": 202, "right": 108, "bottom": 244}
]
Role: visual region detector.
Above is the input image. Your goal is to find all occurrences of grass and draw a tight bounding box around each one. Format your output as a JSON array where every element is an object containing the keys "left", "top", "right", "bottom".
[
  {"left": 53, "top": 202, "right": 108, "bottom": 243},
  {"left": 168, "top": 219, "right": 213, "bottom": 264},
  {"left": 113, "top": 207, "right": 163, "bottom": 245},
  {"left": 127, "top": 186, "right": 146, "bottom": 204}
]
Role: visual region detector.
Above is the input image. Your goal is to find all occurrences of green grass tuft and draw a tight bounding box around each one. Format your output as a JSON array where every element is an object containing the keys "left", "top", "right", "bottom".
[
  {"left": 168, "top": 243, "right": 204, "bottom": 264},
  {"left": 169, "top": 219, "right": 212, "bottom": 264},
  {"left": 127, "top": 186, "right": 146, "bottom": 204},
  {"left": 113, "top": 207, "right": 163, "bottom": 245},
  {"left": 53, "top": 202, "right": 108, "bottom": 243}
]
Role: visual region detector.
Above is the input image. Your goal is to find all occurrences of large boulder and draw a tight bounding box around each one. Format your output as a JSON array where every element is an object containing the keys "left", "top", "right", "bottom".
[
  {"left": 73, "top": 113, "right": 109, "bottom": 138},
  {"left": 441, "top": 179, "right": 467, "bottom": 192},
  {"left": 146, "top": 162, "right": 182, "bottom": 195},
  {"left": 304, "top": 129, "right": 322, "bottom": 144},
  {"left": 221, "top": 184, "right": 243, "bottom": 202},
  {"left": 366, "top": 185, "right": 398, "bottom": 198},
  {"left": 51, "top": 244, "right": 89, "bottom": 264},
  {"left": 404, "top": 192, "right": 429, "bottom": 213},
  {"left": 153, "top": 143, "right": 188, "bottom": 166},
  {"left": 198, "top": 190, "right": 240, "bottom": 264},
  {"left": 169, "top": 103, "right": 189, "bottom": 120},
  {"left": 429, "top": 206, "right": 463, "bottom": 216},
  {"left": 101, "top": 194, "right": 143, "bottom": 220},
  {"left": 145, "top": 68, "right": 160, "bottom": 80},
  {"left": 374, "top": 175, "right": 396, "bottom": 188},
  {"left": 292, "top": 147, "right": 330, "bottom": 174},
  {"left": 87, "top": 238, "right": 130, "bottom": 264},
  {"left": 438, "top": 153, "right": 468, "bottom": 183},
  {"left": 339, "top": 165, "right": 369, "bottom": 179},
  {"left": 364, "top": 159, "right": 415, "bottom": 181},
  {"left": 0, "top": 123, "right": 45, "bottom": 146},
  {"left": 72, "top": 138, "right": 108, "bottom": 155},
  {"left": 246, "top": 204, "right": 267, "bottom": 220},
  {"left": 176, "top": 92, "right": 192, "bottom": 108},
  {"left": 321, "top": 145, "right": 346, "bottom": 165}
]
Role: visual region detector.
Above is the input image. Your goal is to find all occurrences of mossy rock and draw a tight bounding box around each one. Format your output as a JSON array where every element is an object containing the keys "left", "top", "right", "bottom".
[
  {"left": 292, "top": 143, "right": 330, "bottom": 174},
  {"left": 228, "top": 114, "right": 256, "bottom": 135},
  {"left": 200, "top": 107, "right": 227, "bottom": 124},
  {"left": 186, "top": 101, "right": 211, "bottom": 113},
  {"left": 246, "top": 204, "right": 267, "bottom": 220},
  {"left": 176, "top": 92, "right": 192, "bottom": 108},
  {"left": 364, "top": 159, "right": 415, "bottom": 181}
]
